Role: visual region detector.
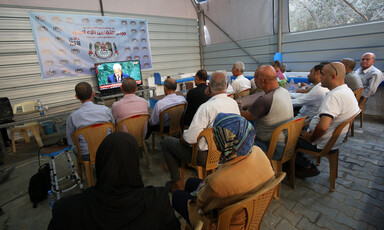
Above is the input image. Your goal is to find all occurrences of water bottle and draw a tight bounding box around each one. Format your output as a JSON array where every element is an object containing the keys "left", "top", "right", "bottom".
[
  {"left": 182, "top": 82, "right": 186, "bottom": 94},
  {"left": 289, "top": 79, "right": 295, "bottom": 93},
  {"left": 37, "top": 99, "right": 44, "bottom": 116},
  {"left": 48, "top": 190, "right": 55, "bottom": 209}
]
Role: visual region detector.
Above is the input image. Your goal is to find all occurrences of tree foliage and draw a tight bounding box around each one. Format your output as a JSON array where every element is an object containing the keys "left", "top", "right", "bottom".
[{"left": 289, "top": 0, "right": 384, "bottom": 32}]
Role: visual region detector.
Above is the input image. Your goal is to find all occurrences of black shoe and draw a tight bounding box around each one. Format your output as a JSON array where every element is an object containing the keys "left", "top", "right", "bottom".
[{"left": 296, "top": 164, "right": 320, "bottom": 179}]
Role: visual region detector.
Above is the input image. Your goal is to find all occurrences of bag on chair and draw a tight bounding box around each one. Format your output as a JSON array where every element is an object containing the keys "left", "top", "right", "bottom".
[{"left": 28, "top": 163, "right": 51, "bottom": 208}]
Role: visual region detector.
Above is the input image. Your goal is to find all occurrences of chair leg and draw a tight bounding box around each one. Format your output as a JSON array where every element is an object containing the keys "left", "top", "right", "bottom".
[
  {"left": 142, "top": 142, "right": 151, "bottom": 169},
  {"left": 11, "top": 130, "right": 16, "bottom": 153},
  {"left": 152, "top": 135, "right": 155, "bottom": 153},
  {"left": 38, "top": 124, "right": 46, "bottom": 137},
  {"left": 30, "top": 127, "right": 43, "bottom": 147},
  {"left": 351, "top": 121, "right": 354, "bottom": 137},
  {"left": 77, "top": 162, "right": 83, "bottom": 182},
  {"left": 360, "top": 111, "right": 364, "bottom": 128},
  {"left": 180, "top": 161, "right": 186, "bottom": 184},
  {"left": 272, "top": 161, "right": 282, "bottom": 200},
  {"left": 84, "top": 162, "right": 94, "bottom": 187},
  {"left": 289, "top": 158, "right": 296, "bottom": 190},
  {"left": 328, "top": 153, "right": 338, "bottom": 192},
  {"left": 21, "top": 130, "right": 30, "bottom": 143},
  {"left": 197, "top": 167, "right": 204, "bottom": 179},
  {"left": 316, "top": 156, "right": 321, "bottom": 166}
]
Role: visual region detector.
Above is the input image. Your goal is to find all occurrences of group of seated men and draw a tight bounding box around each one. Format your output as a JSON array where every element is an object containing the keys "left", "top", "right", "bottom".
[{"left": 66, "top": 51, "right": 383, "bottom": 187}]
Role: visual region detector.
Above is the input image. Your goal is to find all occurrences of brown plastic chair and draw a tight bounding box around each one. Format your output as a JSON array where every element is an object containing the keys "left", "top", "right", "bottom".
[
  {"left": 266, "top": 116, "right": 307, "bottom": 199},
  {"left": 358, "top": 97, "right": 368, "bottom": 128},
  {"left": 345, "top": 88, "right": 363, "bottom": 140},
  {"left": 152, "top": 103, "right": 186, "bottom": 153},
  {"left": 72, "top": 122, "right": 114, "bottom": 187},
  {"left": 10, "top": 101, "right": 45, "bottom": 152},
  {"left": 234, "top": 89, "right": 250, "bottom": 99},
  {"left": 117, "top": 114, "right": 151, "bottom": 168},
  {"left": 180, "top": 128, "right": 221, "bottom": 183},
  {"left": 296, "top": 112, "right": 360, "bottom": 192},
  {"left": 194, "top": 172, "right": 286, "bottom": 230},
  {"left": 227, "top": 94, "right": 234, "bottom": 99}
]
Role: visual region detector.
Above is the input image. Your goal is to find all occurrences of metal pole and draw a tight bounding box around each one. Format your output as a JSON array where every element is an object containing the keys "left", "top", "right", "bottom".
[
  {"left": 99, "top": 0, "right": 104, "bottom": 16},
  {"left": 197, "top": 5, "right": 204, "bottom": 69},
  {"left": 203, "top": 13, "right": 259, "bottom": 64},
  {"left": 278, "top": 0, "right": 283, "bottom": 52}
]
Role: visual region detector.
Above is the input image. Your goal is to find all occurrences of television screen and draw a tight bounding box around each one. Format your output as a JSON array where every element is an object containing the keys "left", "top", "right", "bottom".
[{"left": 95, "top": 60, "right": 142, "bottom": 91}]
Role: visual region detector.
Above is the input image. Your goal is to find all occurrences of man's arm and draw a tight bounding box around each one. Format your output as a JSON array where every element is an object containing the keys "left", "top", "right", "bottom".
[
  {"left": 149, "top": 103, "right": 160, "bottom": 126},
  {"left": 301, "top": 115, "right": 333, "bottom": 143},
  {"left": 241, "top": 110, "right": 256, "bottom": 121},
  {"left": 364, "top": 72, "right": 383, "bottom": 97},
  {"left": 65, "top": 116, "right": 75, "bottom": 146}
]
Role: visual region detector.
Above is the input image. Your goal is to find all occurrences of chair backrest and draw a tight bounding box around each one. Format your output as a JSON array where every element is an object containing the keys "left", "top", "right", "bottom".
[
  {"left": 13, "top": 101, "right": 37, "bottom": 114},
  {"left": 353, "top": 88, "right": 363, "bottom": 102},
  {"left": 159, "top": 103, "right": 186, "bottom": 136},
  {"left": 191, "top": 128, "right": 221, "bottom": 171},
  {"left": 358, "top": 97, "right": 368, "bottom": 110},
  {"left": 227, "top": 94, "right": 234, "bottom": 99},
  {"left": 216, "top": 173, "right": 286, "bottom": 230},
  {"left": 234, "top": 89, "right": 250, "bottom": 99},
  {"left": 320, "top": 112, "right": 360, "bottom": 154},
  {"left": 267, "top": 116, "right": 307, "bottom": 162},
  {"left": 116, "top": 114, "right": 149, "bottom": 147},
  {"left": 72, "top": 122, "right": 115, "bottom": 162}
]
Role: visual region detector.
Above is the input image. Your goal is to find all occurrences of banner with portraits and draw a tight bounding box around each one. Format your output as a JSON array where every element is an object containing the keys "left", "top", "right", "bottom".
[{"left": 29, "top": 12, "right": 152, "bottom": 80}]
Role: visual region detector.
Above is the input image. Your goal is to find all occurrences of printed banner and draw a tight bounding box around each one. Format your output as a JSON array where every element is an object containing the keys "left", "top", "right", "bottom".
[{"left": 29, "top": 12, "right": 152, "bottom": 80}]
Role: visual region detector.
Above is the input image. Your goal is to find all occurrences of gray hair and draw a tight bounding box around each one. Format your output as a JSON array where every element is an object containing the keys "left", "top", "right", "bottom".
[
  {"left": 210, "top": 71, "right": 227, "bottom": 93},
  {"left": 233, "top": 61, "right": 245, "bottom": 73},
  {"left": 113, "top": 63, "right": 122, "bottom": 71}
]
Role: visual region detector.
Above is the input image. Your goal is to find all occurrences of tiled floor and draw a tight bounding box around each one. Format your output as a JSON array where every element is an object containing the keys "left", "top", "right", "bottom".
[{"left": 0, "top": 115, "right": 383, "bottom": 229}]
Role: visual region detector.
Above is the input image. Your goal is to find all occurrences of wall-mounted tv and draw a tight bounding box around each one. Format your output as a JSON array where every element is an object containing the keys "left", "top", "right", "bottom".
[{"left": 95, "top": 60, "right": 142, "bottom": 92}]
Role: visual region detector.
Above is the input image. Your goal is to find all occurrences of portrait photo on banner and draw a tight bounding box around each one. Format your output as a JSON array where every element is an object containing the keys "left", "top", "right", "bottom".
[{"left": 29, "top": 12, "right": 152, "bottom": 80}]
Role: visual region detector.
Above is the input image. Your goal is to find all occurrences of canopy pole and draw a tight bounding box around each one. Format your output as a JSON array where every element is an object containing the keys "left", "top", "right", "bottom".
[
  {"left": 277, "top": 0, "right": 283, "bottom": 52},
  {"left": 99, "top": 0, "right": 104, "bottom": 16}
]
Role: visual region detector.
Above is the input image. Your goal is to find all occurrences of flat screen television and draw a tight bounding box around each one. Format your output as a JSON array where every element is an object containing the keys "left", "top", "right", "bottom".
[{"left": 95, "top": 60, "right": 142, "bottom": 93}]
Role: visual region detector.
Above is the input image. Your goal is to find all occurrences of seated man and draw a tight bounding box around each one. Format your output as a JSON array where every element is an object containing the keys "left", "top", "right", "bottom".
[
  {"left": 183, "top": 70, "right": 210, "bottom": 127},
  {"left": 341, "top": 58, "right": 363, "bottom": 91},
  {"left": 231, "top": 61, "right": 251, "bottom": 95},
  {"left": 161, "top": 71, "right": 240, "bottom": 191},
  {"left": 108, "top": 63, "right": 130, "bottom": 83},
  {"left": 172, "top": 113, "right": 275, "bottom": 228},
  {"left": 111, "top": 77, "right": 148, "bottom": 124},
  {"left": 296, "top": 62, "right": 360, "bottom": 177},
  {"left": 146, "top": 78, "right": 186, "bottom": 138},
  {"left": 292, "top": 64, "right": 329, "bottom": 119},
  {"left": 356, "top": 52, "right": 383, "bottom": 99},
  {"left": 241, "top": 65, "right": 293, "bottom": 160},
  {"left": 66, "top": 82, "right": 115, "bottom": 160}
]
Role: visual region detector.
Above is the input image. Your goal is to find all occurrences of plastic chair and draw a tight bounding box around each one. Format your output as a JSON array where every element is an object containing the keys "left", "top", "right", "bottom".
[
  {"left": 345, "top": 88, "right": 363, "bottom": 140},
  {"left": 296, "top": 112, "right": 360, "bottom": 192},
  {"left": 180, "top": 128, "right": 221, "bottom": 183},
  {"left": 152, "top": 103, "right": 186, "bottom": 153},
  {"left": 39, "top": 144, "right": 83, "bottom": 200},
  {"left": 10, "top": 101, "right": 45, "bottom": 152},
  {"left": 234, "top": 89, "right": 250, "bottom": 99},
  {"left": 72, "top": 122, "right": 114, "bottom": 187},
  {"left": 194, "top": 172, "right": 286, "bottom": 230},
  {"left": 117, "top": 114, "right": 151, "bottom": 168},
  {"left": 358, "top": 97, "right": 368, "bottom": 128},
  {"left": 266, "top": 116, "right": 307, "bottom": 199}
]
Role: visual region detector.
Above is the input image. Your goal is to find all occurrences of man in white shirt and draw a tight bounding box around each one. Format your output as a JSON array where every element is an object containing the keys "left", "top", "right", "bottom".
[
  {"left": 296, "top": 62, "right": 360, "bottom": 178},
  {"left": 355, "top": 52, "right": 383, "bottom": 98},
  {"left": 161, "top": 71, "right": 240, "bottom": 191},
  {"left": 146, "top": 78, "right": 186, "bottom": 139},
  {"left": 231, "top": 61, "right": 251, "bottom": 95},
  {"left": 292, "top": 64, "right": 329, "bottom": 119}
]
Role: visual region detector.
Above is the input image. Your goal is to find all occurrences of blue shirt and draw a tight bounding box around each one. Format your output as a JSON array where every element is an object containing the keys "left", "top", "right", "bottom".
[
  {"left": 66, "top": 101, "right": 115, "bottom": 156},
  {"left": 149, "top": 93, "right": 186, "bottom": 126}
]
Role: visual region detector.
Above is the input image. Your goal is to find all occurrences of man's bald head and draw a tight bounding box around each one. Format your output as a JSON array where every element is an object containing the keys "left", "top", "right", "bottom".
[
  {"left": 320, "top": 62, "right": 345, "bottom": 90},
  {"left": 164, "top": 77, "right": 177, "bottom": 95},
  {"left": 341, "top": 58, "right": 356, "bottom": 73},
  {"left": 209, "top": 71, "right": 227, "bottom": 95},
  {"left": 254, "top": 65, "right": 278, "bottom": 92},
  {"left": 360, "top": 52, "right": 376, "bottom": 70}
]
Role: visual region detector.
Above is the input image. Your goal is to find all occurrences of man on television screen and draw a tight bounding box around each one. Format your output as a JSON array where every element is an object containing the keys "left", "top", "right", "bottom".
[{"left": 108, "top": 63, "right": 130, "bottom": 83}]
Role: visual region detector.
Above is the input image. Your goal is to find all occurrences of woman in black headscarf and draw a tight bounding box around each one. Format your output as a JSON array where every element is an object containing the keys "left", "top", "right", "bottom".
[{"left": 48, "top": 132, "right": 180, "bottom": 230}]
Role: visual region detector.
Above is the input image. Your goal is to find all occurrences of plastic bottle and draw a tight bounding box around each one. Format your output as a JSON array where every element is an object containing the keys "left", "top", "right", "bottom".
[
  {"left": 37, "top": 99, "right": 44, "bottom": 116},
  {"left": 48, "top": 190, "right": 55, "bottom": 209},
  {"left": 289, "top": 79, "right": 295, "bottom": 93},
  {"left": 182, "top": 82, "right": 186, "bottom": 94}
]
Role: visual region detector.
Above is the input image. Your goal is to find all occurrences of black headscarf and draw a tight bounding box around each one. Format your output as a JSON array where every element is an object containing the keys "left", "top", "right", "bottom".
[{"left": 48, "top": 132, "right": 180, "bottom": 230}]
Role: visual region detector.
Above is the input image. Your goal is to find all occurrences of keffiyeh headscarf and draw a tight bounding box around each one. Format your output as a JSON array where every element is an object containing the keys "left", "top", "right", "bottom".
[{"left": 213, "top": 113, "right": 255, "bottom": 163}]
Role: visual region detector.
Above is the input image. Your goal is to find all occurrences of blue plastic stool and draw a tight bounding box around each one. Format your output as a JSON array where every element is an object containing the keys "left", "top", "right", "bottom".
[{"left": 39, "top": 144, "right": 83, "bottom": 200}]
